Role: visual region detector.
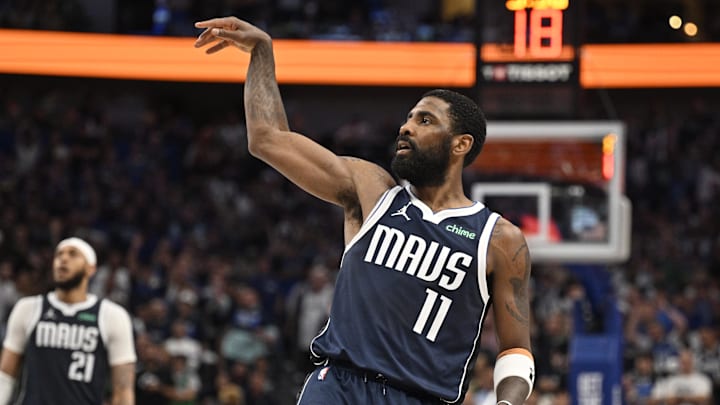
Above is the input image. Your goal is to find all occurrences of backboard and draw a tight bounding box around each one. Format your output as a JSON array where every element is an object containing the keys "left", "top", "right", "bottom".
[{"left": 469, "top": 122, "right": 631, "bottom": 263}]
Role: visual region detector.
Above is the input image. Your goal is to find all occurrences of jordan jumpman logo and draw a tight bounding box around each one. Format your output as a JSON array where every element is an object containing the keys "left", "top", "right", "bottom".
[{"left": 391, "top": 202, "right": 412, "bottom": 221}]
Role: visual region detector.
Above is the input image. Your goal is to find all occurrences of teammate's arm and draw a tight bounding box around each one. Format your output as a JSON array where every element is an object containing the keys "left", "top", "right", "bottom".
[
  {"left": 0, "top": 297, "right": 39, "bottom": 405},
  {"left": 488, "top": 218, "right": 534, "bottom": 405},
  {"left": 0, "top": 349, "right": 21, "bottom": 405},
  {"left": 110, "top": 363, "right": 135, "bottom": 405},
  {"left": 103, "top": 302, "right": 137, "bottom": 405},
  {"left": 194, "top": 17, "right": 395, "bottom": 215}
]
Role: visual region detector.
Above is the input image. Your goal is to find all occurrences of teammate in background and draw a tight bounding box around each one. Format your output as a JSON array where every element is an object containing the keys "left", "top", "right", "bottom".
[
  {"left": 195, "top": 17, "right": 534, "bottom": 405},
  {"left": 0, "top": 238, "right": 136, "bottom": 405}
]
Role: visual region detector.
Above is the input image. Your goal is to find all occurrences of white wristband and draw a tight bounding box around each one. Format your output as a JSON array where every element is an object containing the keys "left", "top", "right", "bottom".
[
  {"left": 494, "top": 350, "right": 535, "bottom": 400},
  {"left": 497, "top": 401, "right": 513, "bottom": 405},
  {"left": 0, "top": 370, "right": 16, "bottom": 405}
]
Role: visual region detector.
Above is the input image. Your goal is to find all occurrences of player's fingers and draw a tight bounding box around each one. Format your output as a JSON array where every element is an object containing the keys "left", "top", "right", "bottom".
[
  {"left": 209, "top": 28, "right": 244, "bottom": 41},
  {"left": 194, "top": 28, "right": 215, "bottom": 48},
  {"left": 194, "top": 17, "right": 230, "bottom": 28},
  {"left": 206, "top": 40, "right": 231, "bottom": 54},
  {"left": 198, "top": 37, "right": 225, "bottom": 52}
]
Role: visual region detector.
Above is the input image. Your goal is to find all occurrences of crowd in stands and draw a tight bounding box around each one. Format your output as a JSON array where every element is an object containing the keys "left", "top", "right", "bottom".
[
  {"left": 0, "top": 80, "right": 719, "bottom": 404},
  {"left": 2, "top": 0, "right": 720, "bottom": 42}
]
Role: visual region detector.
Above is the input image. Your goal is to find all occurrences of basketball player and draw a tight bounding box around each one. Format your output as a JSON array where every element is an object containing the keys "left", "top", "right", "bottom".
[
  {"left": 195, "top": 17, "right": 534, "bottom": 405},
  {"left": 0, "top": 238, "right": 136, "bottom": 405}
]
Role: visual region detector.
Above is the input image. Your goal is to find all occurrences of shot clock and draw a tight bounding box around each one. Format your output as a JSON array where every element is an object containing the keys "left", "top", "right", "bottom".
[
  {"left": 507, "top": 0, "right": 568, "bottom": 58},
  {"left": 478, "top": 0, "right": 580, "bottom": 117}
]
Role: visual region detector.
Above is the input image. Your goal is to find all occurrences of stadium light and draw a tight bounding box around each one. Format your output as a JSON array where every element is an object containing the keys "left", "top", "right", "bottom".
[{"left": 668, "top": 15, "right": 682, "bottom": 30}]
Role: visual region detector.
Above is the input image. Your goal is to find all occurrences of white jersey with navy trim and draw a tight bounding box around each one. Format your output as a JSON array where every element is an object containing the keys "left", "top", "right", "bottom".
[{"left": 311, "top": 185, "right": 499, "bottom": 403}]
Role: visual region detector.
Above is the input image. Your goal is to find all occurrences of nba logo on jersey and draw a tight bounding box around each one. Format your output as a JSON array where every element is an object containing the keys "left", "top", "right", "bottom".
[{"left": 318, "top": 367, "right": 330, "bottom": 381}]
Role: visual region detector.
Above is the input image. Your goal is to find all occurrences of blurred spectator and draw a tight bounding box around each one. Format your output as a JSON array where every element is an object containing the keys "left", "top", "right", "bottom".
[
  {"left": 173, "top": 288, "right": 204, "bottom": 340},
  {"left": 165, "top": 320, "right": 203, "bottom": 371},
  {"left": 690, "top": 326, "right": 720, "bottom": 402},
  {"left": 624, "top": 352, "right": 656, "bottom": 405},
  {"left": 533, "top": 312, "right": 570, "bottom": 394},
  {"left": 137, "top": 298, "right": 172, "bottom": 343},
  {"left": 164, "top": 354, "right": 202, "bottom": 405},
  {"left": 244, "top": 369, "right": 279, "bottom": 405},
  {"left": 202, "top": 270, "right": 235, "bottom": 342},
  {"left": 647, "top": 320, "right": 683, "bottom": 376},
  {"left": 626, "top": 293, "right": 685, "bottom": 374},
  {"left": 89, "top": 249, "right": 131, "bottom": 307},
  {"left": 221, "top": 286, "right": 279, "bottom": 366},
  {"left": 217, "top": 372, "right": 246, "bottom": 405},
  {"left": 284, "top": 264, "right": 334, "bottom": 373},
  {"left": 136, "top": 334, "right": 173, "bottom": 405},
  {"left": 650, "top": 349, "right": 712, "bottom": 405}
]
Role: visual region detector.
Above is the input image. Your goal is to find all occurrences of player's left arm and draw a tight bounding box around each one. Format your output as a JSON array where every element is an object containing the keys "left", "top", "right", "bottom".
[
  {"left": 488, "top": 218, "right": 534, "bottom": 405},
  {"left": 0, "top": 296, "right": 42, "bottom": 405},
  {"left": 102, "top": 301, "right": 137, "bottom": 405},
  {"left": 110, "top": 363, "right": 135, "bottom": 405}
]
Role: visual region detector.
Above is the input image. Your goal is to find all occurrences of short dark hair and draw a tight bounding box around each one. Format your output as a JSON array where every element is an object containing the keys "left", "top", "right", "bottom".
[{"left": 422, "top": 89, "right": 487, "bottom": 167}]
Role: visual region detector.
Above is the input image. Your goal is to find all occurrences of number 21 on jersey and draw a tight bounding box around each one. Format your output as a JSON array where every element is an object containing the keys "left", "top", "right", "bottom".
[{"left": 68, "top": 351, "right": 95, "bottom": 382}]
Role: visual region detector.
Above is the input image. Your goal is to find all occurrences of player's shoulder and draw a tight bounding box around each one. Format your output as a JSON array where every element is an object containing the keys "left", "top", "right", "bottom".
[
  {"left": 487, "top": 216, "right": 530, "bottom": 275},
  {"left": 489, "top": 217, "right": 525, "bottom": 246},
  {"left": 6, "top": 294, "right": 43, "bottom": 324},
  {"left": 98, "top": 298, "right": 131, "bottom": 318},
  {"left": 98, "top": 299, "right": 133, "bottom": 340},
  {"left": 13, "top": 294, "right": 44, "bottom": 312}
]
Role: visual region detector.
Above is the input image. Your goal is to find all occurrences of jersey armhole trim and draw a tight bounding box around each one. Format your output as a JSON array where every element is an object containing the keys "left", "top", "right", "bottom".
[
  {"left": 26, "top": 296, "right": 43, "bottom": 343},
  {"left": 98, "top": 300, "right": 109, "bottom": 345},
  {"left": 476, "top": 213, "right": 500, "bottom": 303}
]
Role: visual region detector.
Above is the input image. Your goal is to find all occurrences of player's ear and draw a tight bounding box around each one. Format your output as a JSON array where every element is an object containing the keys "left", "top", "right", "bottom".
[
  {"left": 86, "top": 264, "right": 97, "bottom": 278},
  {"left": 452, "top": 133, "right": 474, "bottom": 157}
]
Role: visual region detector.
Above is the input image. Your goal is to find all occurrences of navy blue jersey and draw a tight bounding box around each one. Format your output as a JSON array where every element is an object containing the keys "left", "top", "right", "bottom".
[
  {"left": 17, "top": 295, "right": 109, "bottom": 405},
  {"left": 311, "top": 185, "right": 500, "bottom": 403}
]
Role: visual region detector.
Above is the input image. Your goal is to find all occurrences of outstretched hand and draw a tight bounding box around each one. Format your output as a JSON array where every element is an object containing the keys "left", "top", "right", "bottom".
[{"left": 194, "top": 17, "right": 271, "bottom": 54}]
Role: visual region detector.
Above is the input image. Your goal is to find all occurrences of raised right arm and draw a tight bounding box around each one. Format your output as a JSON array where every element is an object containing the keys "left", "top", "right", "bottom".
[{"left": 195, "top": 17, "right": 395, "bottom": 214}]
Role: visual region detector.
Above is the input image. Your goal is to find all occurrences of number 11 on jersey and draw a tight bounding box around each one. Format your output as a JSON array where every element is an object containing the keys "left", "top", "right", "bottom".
[{"left": 413, "top": 288, "right": 452, "bottom": 342}]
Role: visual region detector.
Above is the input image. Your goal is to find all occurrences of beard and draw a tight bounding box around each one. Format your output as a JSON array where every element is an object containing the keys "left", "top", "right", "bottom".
[
  {"left": 54, "top": 270, "right": 86, "bottom": 291},
  {"left": 391, "top": 135, "right": 452, "bottom": 187}
]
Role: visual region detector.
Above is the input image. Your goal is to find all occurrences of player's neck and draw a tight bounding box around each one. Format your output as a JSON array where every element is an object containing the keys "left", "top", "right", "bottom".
[
  {"left": 54, "top": 287, "right": 89, "bottom": 304},
  {"left": 409, "top": 181, "right": 471, "bottom": 213}
]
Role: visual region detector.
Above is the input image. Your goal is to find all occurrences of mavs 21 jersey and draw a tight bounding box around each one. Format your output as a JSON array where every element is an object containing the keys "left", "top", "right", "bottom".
[
  {"left": 20, "top": 295, "right": 108, "bottom": 405},
  {"left": 311, "top": 185, "right": 500, "bottom": 403},
  {"left": 3, "top": 293, "right": 136, "bottom": 405}
]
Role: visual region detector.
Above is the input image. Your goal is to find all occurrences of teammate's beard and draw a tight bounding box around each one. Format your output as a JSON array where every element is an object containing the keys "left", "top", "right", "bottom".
[
  {"left": 54, "top": 270, "right": 86, "bottom": 291},
  {"left": 391, "top": 136, "right": 452, "bottom": 188}
]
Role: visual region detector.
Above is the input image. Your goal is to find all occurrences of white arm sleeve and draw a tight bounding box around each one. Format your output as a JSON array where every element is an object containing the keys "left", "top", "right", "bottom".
[
  {"left": 98, "top": 301, "right": 137, "bottom": 366},
  {"left": 2, "top": 296, "right": 42, "bottom": 354},
  {"left": 0, "top": 371, "right": 15, "bottom": 405}
]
